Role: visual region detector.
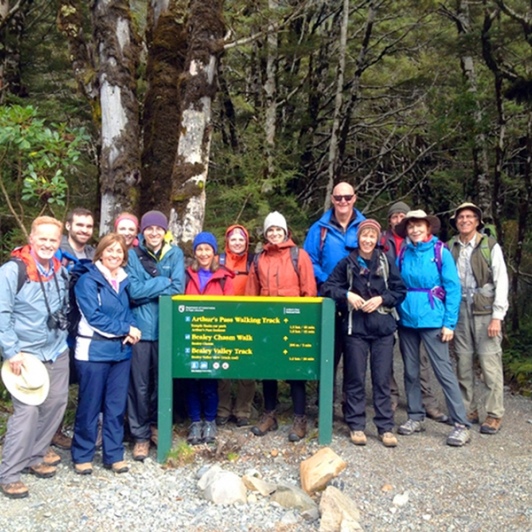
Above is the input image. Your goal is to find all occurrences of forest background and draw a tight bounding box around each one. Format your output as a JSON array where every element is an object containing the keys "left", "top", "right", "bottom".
[{"left": 0, "top": 0, "right": 530, "bottom": 391}]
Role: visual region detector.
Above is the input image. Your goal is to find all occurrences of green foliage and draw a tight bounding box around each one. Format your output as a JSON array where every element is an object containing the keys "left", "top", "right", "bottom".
[
  {"left": 504, "top": 322, "right": 532, "bottom": 396},
  {"left": 165, "top": 439, "right": 196, "bottom": 468},
  {"left": 0, "top": 105, "right": 89, "bottom": 231}
]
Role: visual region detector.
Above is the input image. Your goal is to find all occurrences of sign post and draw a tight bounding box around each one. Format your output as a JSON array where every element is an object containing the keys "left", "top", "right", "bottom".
[{"left": 157, "top": 295, "right": 335, "bottom": 462}]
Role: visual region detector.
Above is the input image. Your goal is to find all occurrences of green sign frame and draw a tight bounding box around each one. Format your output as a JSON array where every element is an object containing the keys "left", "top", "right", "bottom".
[{"left": 157, "top": 295, "right": 336, "bottom": 462}]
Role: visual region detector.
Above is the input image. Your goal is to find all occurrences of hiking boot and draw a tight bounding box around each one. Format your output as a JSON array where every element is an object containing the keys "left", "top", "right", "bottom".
[
  {"left": 187, "top": 421, "right": 203, "bottom": 445},
  {"left": 446, "top": 424, "right": 471, "bottom": 447},
  {"left": 43, "top": 448, "right": 61, "bottom": 467},
  {"left": 379, "top": 432, "right": 398, "bottom": 447},
  {"left": 215, "top": 416, "right": 230, "bottom": 426},
  {"left": 51, "top": 429, "right": 72, "bottom": 450},
  {"left": 236, "top": 417, "right": 250, "bottom": 427},
  {"left": 350, "top": 431, "right": 367, "bottom": 446},
  {"left": 132, "top": 441, "right": 150, "bottom": 461},
  {"left": 202, "top": 420, "right": 217, "bottom": 444},
  {"left": 398, "top": 418, "right": 425, "bottom": 436},
  {"left": 426, "top": 408, "right": 449, "bottom": 424},
  {"left": 251, "top": 412, "right": 278, "bottom": 436},
  {"left": 288, "top": 415, "right": 307, "bottom": 442},
  {"left": 1, "top": 481, "right": 29, "bottom": 499},
  {"left": 24, "top": 463, "right": 57, "bottom": 479},
  {"left": 480, "top": 416, "right": 502, "bottom": 435},
  {"left": 467, "top": 411, "right": 480, "bottom": 424},
  {"left": 104, "top": 461, "right": 129, "bottom": 474},
  {"left": 74, "top": 462, "right": 93, "bottom": 475}
]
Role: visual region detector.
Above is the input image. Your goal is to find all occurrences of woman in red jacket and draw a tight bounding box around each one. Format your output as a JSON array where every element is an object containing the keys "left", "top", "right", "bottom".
[
  {"left": 246, "top": 212, "right": 317, "bottom": 442},
  {"left": 216, "top": 225, "right": 256, "bottom": 428},
  {"left": 185, "top": 232, "right": 234, "bottom": 444}
]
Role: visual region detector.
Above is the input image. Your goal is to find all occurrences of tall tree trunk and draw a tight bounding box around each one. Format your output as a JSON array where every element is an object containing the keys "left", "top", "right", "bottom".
[
  {"left": 323, "top": 0, "right": 349, "bottom": 211},
  {"left": 140, "top": 0, "right": 187, "bottom": 214},
  {"left": 93, "top": 0, "right": 141, "bottom": 234},
  {"left": 168, "top": 0, "right": 224, "bottom": 250}
]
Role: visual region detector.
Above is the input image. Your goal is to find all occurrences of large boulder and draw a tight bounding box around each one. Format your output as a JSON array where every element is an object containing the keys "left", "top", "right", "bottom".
[
  {"left": 198, "top": 466, "right": 247, "bottom": 505},
  {"left": 300, "top": 447, "right": 347, "bottom": 494},
  {"left": 270, "top": 483, "right": 318, "bottom": 513},
  {"left": 319, "top": 486, "right": 362, "bottom": 532}
]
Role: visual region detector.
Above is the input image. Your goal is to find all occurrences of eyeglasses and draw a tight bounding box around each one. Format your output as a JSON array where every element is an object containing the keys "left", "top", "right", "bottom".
[{"left": 333, "top": 194, "right": 354, "bottom": 203}]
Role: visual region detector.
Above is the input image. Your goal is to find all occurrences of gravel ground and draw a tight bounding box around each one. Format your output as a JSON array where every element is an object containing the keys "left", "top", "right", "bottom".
[{"left": 1, "top": 362, "right": 531, "bottom": 532}]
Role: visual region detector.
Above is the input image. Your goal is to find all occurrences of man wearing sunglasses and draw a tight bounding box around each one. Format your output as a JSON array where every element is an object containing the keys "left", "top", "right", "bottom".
[{"left": 303, "top": 182, "right": 366, "bottom": 395}]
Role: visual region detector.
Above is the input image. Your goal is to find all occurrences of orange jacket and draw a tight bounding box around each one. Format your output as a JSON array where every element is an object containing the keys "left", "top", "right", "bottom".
[
  {"left": 222, "top": 224, "right": 251, "bottom": 296},
  {"left": 245, "top": 238, "right": 317, "bottom": 297},
  {"left": 185, "top": 266, "right": 234, "bottom": 296}
]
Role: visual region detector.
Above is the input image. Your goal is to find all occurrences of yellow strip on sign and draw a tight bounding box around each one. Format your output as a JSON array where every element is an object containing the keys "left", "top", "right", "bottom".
[{"left": 170, "top": 295, "right": 324, "bottom": 304}]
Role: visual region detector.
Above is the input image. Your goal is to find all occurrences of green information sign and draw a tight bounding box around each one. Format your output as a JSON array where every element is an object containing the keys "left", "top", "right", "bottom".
[{"left": 158, "top": 295, "right": 336, "bottom": 462}]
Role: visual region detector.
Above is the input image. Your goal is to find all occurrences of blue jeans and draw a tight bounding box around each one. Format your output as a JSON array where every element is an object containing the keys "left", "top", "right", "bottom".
[
  {"left": 72, "top": 358, "right": 131, "bottom": 465},
  {"left": 399, "top": 327, "right": 470, "bottom": 427}
]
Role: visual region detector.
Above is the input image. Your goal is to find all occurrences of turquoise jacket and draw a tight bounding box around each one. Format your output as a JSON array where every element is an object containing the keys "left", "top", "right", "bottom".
[
  {"left": 126, "top": 236, "right": 185, "bottom": 341},
  {"left": 398, "top": 236, "right": 461, "bottom": 330}
]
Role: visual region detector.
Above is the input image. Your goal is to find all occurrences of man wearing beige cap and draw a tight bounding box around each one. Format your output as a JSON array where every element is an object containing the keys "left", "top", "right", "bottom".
[
  {"left": 448, "top": 202, "right": 508, "bottom": 434},
  {"left": 0, "top": 216, "right": 70, "bottom": 499}
]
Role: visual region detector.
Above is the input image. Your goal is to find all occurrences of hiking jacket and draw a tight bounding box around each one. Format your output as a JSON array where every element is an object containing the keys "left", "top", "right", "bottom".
[
  {"left": 322, "top": 249, "right": 406, "bottom": 338},
  {"left": 58, "top": 235, "right": 95, "bottom": 272},
  {"left": 74, "top": 262, "right": 136, "bottom": 362},
  {"left": 245, "top": 238, "right": 317, "bottom": 297},
  {"left": 0, "top": 245, "right": 68, "bottom": 361},
  {"left": 126, "top": 236, "right": 185, "bottom": 341},
  {"left": 398, "top": 236, "right": 461, "bottom": 330},
  {"left": 185, "top": 267, "right": 235, "bottom": 296},
  {"left": 381, "top": 228, "right": 406, "bottom": 264},
  {"left": 448, "top": 233, "right": 509, "bottom": 319},
  {"left": 303, "top": 208, "right": 366, "bottom": 286},
  {"left": 221, "top": 224, "right": 251, "bottom": 296}
]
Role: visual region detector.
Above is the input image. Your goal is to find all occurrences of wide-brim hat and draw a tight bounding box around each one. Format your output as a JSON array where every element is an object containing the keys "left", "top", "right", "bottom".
[
  {"left": 1, "top": 355, "right": 50, "bottom": 406},
  {"left": 395, "top": 209, "right": 441, "bottom": 239},
  {"left": 450, "top": 202, "right": 484, "bottom": 230}
]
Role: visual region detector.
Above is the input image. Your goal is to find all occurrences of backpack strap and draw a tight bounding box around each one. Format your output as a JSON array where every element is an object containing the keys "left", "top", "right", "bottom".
[
  {"left": 9, "top": 258, "right": 28, "bottom": 294},
  {"left": 290, "top": 246, "right": 300, "bottom": 278},
  {"left": 218, "top": 253, "right": 226, "bottom": 266},
  {"left": 133, "top": 246, "right": 160, "bottom": 278},
  {"left": 319, "top": 227, "right": 328, "bottom": 252}
]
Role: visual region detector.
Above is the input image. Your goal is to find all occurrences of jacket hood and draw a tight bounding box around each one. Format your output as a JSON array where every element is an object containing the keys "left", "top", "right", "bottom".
[
  {"left": 263, "top": 237, "right": 297, "bottom": 252},
  {"left": 11, "top": 245, "right": 63, "bottom": 282},
  {"left": 225, "top": 225, "right": 249, "bottom": 255}
]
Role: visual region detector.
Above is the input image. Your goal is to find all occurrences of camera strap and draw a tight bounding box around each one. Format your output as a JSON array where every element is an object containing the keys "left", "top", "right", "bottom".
[{"left": 36, "top": 268, "right": 65, "bottom": 320}]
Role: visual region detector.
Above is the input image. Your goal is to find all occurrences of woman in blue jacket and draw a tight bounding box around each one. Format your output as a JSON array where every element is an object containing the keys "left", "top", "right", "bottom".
[
  {"left": 71, "top": 234, "right": 141, "bottom": 475},
  {"left": 395, "top": 210, "right": 471, "bottom": 447}
]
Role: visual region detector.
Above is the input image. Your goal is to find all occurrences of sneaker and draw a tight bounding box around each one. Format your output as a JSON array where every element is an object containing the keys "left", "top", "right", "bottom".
[
  {"left": 236, "top": 417, "right": 250, "bottom": 427},
  {"left": 43, "top": 448, "right": 61, "bottom": 467},
  {"left": 104, "top": 461, "right": 129, "bottom": 474},
  {"left": 467, "top": 411, "right": 480, "bottom": 424},
  {"left": 398, "top": 419, "right": 425, "bottom": 436},
  {"left": 288, "top": 415, "right": 307, "bottom": 442},
  {"left": 132, "top": 441, "right": 150, "bottom": 461},
  {"left": 187, "top": 421, "right": 203, "bottom": 445},
  {"left": 24, "top": 463, "right": 57, "bottom": 479},
  {"left": 379, "top": 432, "right": 398, "bottom": 447},
  {"left": 251, "top": 411, "right": 278, "bottom": 436},
  {"left": 51, "top": 429, "right": 72, "bottom": 450},
  {"left": 350, "top": 431, "right": 367, "bottom": 446},
  {"left": 446, "top": 424, "right": 471, "bottom": 446},
  {"left": 0, "top": 481, "right": 29, "bottom": 499},
  {"left": 74, "top": 462, "right": 93, "bottom": 475},
  {"left": 480, "top": 416, "right": 502, "bottom": 434},
  {"left": 426, "top": 408, "right": 450, "bottom": 424},
  {"left": 202, "top": 420, "right": 217, "bottom": 444}
]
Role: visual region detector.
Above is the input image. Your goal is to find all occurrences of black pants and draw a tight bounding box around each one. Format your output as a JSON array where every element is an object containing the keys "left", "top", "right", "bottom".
[
  {"left": 262, "top": 380, "right": 306, "bottom": 416},
  {"left": 128, "top": 340, "right": 158, "bottom": 442},
  {"left": 343, "top": 334, "right": 394, "bottom": 433}
]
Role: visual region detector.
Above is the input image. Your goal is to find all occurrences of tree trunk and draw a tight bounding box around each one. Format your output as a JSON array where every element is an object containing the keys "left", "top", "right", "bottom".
[
  {"left": 323, "top": 0, "right": 349, "bottom": 211},
  {"left": 93, "top": 0, "right": 141, "bottom": 234},
  {"left": 168, "top": 0, "right": 224, "bottom": 251},
  {"left": 140, "top": 0, "right": 187, "bottom": 214}
]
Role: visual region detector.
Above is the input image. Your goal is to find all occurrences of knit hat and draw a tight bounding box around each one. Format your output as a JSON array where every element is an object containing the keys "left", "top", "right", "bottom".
[
  {"left": 193, "top": 232, "right": 218, "bottom": 254},
  {"left": 263, "top": 211, "right": 288, "bottom": 236},
  {"left": 2, "top": 355, "right": 50, "bottom": 406},
  {"left": 226, "top": 227, "right": 248, "bottom": 242},
  {"left": 450, "top": 202, "right": 484, "bottom": 230},
  {"left": 395, "top": 209, "right": 441, "bottom": 239},
  {"left": 357, "top": 219, "right": 382, "bottom": 238},
  {"left": 114, "top": 212, "right": 139, "bottom": 231},
  {"left": 387, "top": 201, "right": 411, "bottom": 219},
  {"left": 140, "top": 210, "right": 168, "bottom": 233}
]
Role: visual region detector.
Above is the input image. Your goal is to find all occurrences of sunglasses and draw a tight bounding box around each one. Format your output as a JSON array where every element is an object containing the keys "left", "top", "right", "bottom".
[{"left": 333, "top": 194, "right": 354, "bottom": 203}]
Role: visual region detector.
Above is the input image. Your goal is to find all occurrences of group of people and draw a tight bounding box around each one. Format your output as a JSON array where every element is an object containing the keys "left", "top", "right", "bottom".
[{"left": 0, "top": 184, "right": 509, "bottom": 499}]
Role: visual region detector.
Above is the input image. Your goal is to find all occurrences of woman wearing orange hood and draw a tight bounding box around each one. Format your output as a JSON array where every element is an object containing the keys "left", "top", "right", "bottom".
[{"left": 216, "top": 225, "right": 256, "bottom": 427}]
